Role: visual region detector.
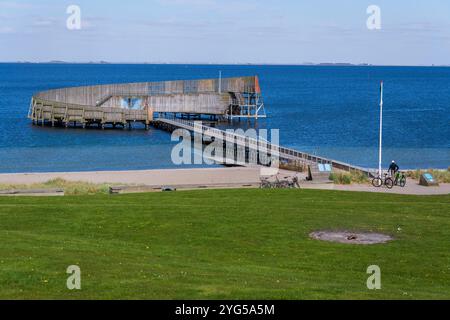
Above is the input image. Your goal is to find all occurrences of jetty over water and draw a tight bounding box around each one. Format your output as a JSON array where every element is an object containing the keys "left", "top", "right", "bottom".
[
  {"left": 155, "top": 116, "right": 373, "bottom": 176},
  {"left": 29, "top": 76, "right": 265, "bottom": 129},
  {"left": 28, "top": 76, "right": 372, "bottom": 176}
]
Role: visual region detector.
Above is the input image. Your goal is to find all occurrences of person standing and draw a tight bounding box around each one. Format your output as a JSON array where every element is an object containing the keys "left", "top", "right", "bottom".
[{"left": 388, "top": 160, "right": 399, "bottom": 177}]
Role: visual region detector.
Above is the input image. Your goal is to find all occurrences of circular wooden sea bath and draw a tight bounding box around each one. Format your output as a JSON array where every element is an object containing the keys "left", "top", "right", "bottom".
[{"left": 28, "top": 76, "right": 264, "bottom": 129}]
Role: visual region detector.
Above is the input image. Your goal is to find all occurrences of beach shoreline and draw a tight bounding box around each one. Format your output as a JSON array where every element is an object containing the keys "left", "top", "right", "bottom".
[{"left": 0, "top": 167, "right": 262, "bottom": 187}]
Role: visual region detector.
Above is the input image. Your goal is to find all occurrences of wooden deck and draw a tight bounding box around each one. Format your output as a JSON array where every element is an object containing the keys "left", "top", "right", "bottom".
[{"left": 29, "top": 97, "right": 151, "bottom": 129}]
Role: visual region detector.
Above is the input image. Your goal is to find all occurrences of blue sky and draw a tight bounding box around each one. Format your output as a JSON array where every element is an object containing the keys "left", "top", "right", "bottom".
[{"left": 0, "top": 0, "right": 449, "bottom": 65}]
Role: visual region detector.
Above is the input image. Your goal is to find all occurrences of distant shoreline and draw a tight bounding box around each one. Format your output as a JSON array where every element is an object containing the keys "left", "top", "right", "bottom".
[{"left": 1, "top": 61, "right": 449, "bottom": 68}]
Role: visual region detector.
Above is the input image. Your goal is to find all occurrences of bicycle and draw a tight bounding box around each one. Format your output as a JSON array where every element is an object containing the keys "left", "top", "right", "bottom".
[
  {"left": 260, "top": 176, "right": 279, "bottom": 189},
  {"left": 394, "top": 171, "right": 407, "bottom": 187},
  {"left": 260, "top": 175, "right": 300, "bottom": 189},
  {"left": 286, "top": 176, "right": 300, "bottom": 189},
  {"left": 277, "top": 176, "right": 301, "bottom": 189},
  {"left": 372, "top": 173, "right": 394, "bottom": 189},
  {"left": 260, "top": 178, "right": 272, "bottom": 189}
]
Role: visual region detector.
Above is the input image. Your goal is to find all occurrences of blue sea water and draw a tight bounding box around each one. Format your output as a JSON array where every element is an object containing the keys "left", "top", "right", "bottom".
[{"left": 0, "top": 63, "right": 448, "bottom": 173}]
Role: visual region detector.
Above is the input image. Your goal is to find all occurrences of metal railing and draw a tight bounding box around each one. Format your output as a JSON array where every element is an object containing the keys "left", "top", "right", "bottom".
[{"left": 157, "top": 114, "right": 374, "bottom": 175}]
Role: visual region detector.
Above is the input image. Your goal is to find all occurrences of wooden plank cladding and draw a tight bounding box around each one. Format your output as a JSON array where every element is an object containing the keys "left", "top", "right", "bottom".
[
  {"left": 29, "top": 76, "right": 260, "bottom": 129},
  {"left": 33, "top": 76, "right": 258, "bottom": 106}
]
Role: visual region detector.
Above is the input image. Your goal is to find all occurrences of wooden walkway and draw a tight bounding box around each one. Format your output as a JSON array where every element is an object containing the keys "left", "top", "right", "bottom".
[{"left": 155, "top": 116, "right": 374, "bottom": 176}]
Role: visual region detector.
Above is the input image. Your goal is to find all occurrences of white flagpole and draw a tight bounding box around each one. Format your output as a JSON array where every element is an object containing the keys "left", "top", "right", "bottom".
[
  {"left": 378, "top": 81, "right": 383, "bottom": 177},
  {"left": 218, "top": 70, "right": 222, "bottom": 94}
]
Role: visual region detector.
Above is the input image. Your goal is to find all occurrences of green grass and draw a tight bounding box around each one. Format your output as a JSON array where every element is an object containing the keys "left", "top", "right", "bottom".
[{"left": 0, "top": 189, "right": 449, "bottom": 299}]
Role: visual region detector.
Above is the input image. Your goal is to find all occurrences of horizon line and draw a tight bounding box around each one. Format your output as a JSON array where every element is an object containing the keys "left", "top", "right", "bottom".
[{"left": 1, "top": 61, "right": 449, "bottom": 67}]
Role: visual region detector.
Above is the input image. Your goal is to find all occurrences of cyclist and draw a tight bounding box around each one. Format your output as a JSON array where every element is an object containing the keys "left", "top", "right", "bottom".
[{"left": 388, "top": 160, "right": 399, "bottom": 177}]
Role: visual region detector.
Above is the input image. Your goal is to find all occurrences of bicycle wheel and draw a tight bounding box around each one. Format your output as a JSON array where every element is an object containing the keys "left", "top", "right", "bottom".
[
  {"left": 399, "top": 177, "right": 406, "bottom": 187},
  {"left": 385, "top": 178, "right": 394, "bottom": 189},
  {"left": 280, "top": 181, "right": 290, "bottom": 189},
  {"left": 372, "top": 177, "right": 382, "bottom": 187}
]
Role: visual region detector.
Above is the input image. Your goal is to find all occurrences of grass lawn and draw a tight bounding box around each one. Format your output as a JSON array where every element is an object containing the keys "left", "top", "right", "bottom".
[{"left": 0, "top": 189, "right": 448, "bottom": 299}]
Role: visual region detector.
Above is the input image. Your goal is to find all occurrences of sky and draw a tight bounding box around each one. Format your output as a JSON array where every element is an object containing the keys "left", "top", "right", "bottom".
[{"left": 0, "top": 0, "right": 449, "bottom": 65}]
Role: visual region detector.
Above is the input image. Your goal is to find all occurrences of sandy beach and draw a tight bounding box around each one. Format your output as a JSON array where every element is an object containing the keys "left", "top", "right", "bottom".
[{"left": 0, "top": 167, "right": 262, "bottom": 188}]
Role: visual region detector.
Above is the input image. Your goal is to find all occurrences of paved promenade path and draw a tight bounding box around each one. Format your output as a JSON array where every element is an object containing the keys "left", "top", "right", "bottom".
[
  {"left": 275, "top": 169, "right": 450, "bottom": 195},
  {"left": 0, "top": 167, "right": 448, "bottom": 195},
  {"left": 302, "top": 182, "right": 450, "bottom": 195}
]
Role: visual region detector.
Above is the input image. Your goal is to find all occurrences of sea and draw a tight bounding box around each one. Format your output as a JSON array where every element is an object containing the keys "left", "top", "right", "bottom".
[{"left": 0, "top": 63, "right": 448, "bottom": 173}]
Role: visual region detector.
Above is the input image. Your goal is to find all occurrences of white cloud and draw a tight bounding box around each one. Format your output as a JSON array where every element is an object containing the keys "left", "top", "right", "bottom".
[
  {"left": 0, "top": 1, "right": 34, "bottom": 9},
  {"left": 0, "top": 26, "right": 14, "bottom": 34},
  {"left": 157, "top": 0, "right": 257, "bottom": 12},
  {"left": 158, "top": 0, "right": 216, "bottom": 6},
  {"left": 33, "top": 19, "right": 55, "bottom": 27}
]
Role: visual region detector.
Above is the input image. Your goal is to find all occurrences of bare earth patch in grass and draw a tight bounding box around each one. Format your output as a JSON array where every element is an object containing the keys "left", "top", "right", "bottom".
[{"left": 310, "top": 230, "right": 393, "bottom": 245}]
